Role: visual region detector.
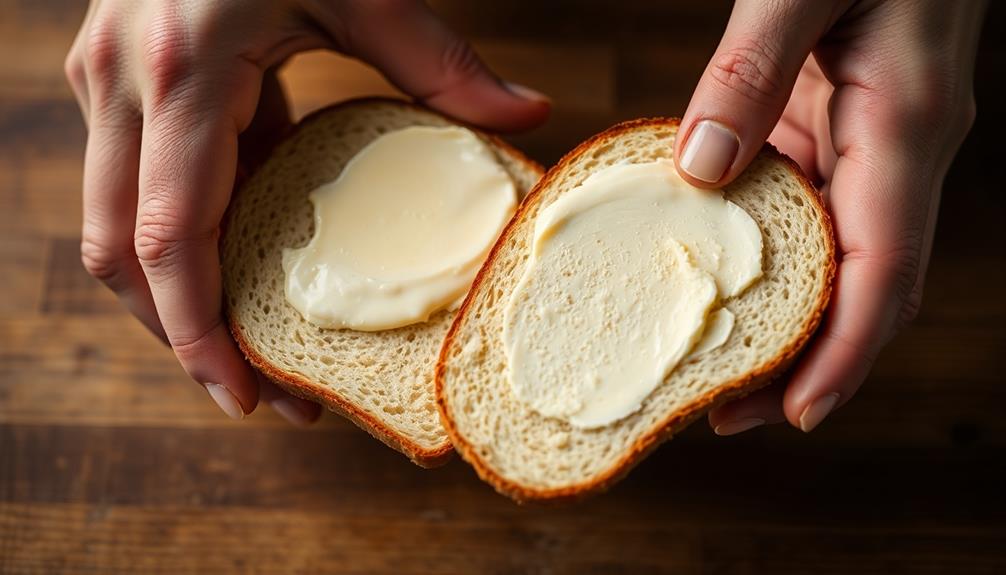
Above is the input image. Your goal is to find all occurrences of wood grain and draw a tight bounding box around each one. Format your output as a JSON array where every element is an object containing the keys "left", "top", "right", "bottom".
[
  {"left": 2, "top": 502, "right": 1005, "bottom": 575},
  {"left": 1, "top": 427, "right": 1004, "bottom": 572},
  {"left": 2, "top": 424, "right": 1004, "bottom": 517},
  {"left": 1, "top": 0, "right": 1005, "bottom": 573}
]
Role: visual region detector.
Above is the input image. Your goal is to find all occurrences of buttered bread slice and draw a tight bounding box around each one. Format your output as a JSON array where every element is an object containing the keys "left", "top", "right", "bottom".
[
  {"left": 222, "top": 98, "right": 542, "bottom": 467},
  {"left": 436, "top": 118, "right": 834, "bottom": 500}
]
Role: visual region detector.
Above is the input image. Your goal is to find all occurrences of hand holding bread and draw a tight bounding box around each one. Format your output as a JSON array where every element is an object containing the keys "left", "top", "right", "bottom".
[
  {"left": 672, "top": 0, "right": 984, "bottom": 436},
  {"left": 65, "top": 0, "right": 984, "bottom": 501},
  {"left": 62, "top": 0, "right": 549, "bottom": 424}
]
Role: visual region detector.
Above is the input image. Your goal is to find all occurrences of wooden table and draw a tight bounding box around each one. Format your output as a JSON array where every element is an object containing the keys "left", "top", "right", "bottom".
[{"left": 2, "top": 1, "right": 1004, "bottom": 573}]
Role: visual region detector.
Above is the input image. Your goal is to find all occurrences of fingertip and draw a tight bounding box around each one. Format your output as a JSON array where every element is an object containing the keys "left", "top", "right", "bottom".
[
  {"left": 796, "top": 392, "right": 841, "bottom": 433},
  {"left": 257, "top": 375, "right": 322, "bottom": 427},
  {"left": 707, "top": 404, "right": 734, "bottom": 428},
  {"left": 674, "top": 0, "right": 831, "bottom": 189},
  {"left": 502, "top": 98, "right": 551, "bottom": 133},
  {"left": 713, "top": 417, "right": 766, "bottom": 436},
  {"left": 707, "top": 383, "right": 787, "bottom": 435},
  {"left": 172, "top": 324, "right": 262, "bottom": 417},
  {"left": 780, "top": 332, "right": 868, "bottom": 431},
  {"left": 675, "top": 119, "right": 742, "bottom": 188},
  {"left": 270, "top": 396, "right": 322, "bottom": 428},
  {"left": 502, "top": 81, "right": 551, "bottom": 105},
  {"left": 206, "top": 382, "right": 247, "bottom": 421},
  {"left": 224, "top": 370, "right": 261, "bottom": 417}
]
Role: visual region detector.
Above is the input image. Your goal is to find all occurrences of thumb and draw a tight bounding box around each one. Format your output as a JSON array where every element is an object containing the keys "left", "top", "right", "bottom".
[
  {"left": 333, "top": 1, "right": 549, "bottom": 132},
  {"left": 675, "top": 0, "right": 835, "bottom": 186}
]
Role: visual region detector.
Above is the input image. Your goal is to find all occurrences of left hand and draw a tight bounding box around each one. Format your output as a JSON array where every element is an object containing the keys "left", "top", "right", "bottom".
[{"left": 63, "top": 0, "right": 550, "bottom": 426}]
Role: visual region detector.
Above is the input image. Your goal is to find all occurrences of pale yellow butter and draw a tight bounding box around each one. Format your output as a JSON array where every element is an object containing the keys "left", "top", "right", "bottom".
[
  {"left": 283, "top": 126, "right": 516, "bottom": 331},
  {"left": 502, "top": 160, "right": 762, "bottom": 429},
  {"left": 690, "top": 308, "right": 736, "bottom": 357}
]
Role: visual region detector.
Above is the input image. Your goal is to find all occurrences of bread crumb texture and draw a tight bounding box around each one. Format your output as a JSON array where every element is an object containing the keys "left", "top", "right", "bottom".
[
  {"left": 222, "top": 99, "right": 541, "bottom": 458},
  {"left": 438, "top": 120, "right": 833, "bottom": 496}
]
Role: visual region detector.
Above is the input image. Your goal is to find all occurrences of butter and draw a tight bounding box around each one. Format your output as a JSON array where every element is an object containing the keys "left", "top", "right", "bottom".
[
  {"left": 502, "top": 160, "right": 762, "bottom": 429},
  {"left": 690, "top": 308, "right": 735, "bottom": 356},
  {"left": 283, "top": 126, "right": 516, "bottom": 331}
]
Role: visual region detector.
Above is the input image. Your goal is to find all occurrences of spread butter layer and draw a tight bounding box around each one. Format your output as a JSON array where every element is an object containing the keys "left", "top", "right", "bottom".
[
  {"left": 502, "top": 160, "right": 762, "bottom": 428},
  {"left": 283, "top": 126, "right": 516, "bottom": 331}
]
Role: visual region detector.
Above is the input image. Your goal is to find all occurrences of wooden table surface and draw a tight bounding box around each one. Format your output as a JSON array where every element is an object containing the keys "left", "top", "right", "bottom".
[{"left": 2, "top": 1, "right": 1004, "bottom": 573}]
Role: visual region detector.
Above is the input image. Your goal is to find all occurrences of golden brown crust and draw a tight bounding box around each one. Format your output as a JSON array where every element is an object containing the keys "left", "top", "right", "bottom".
[
  {"left": 224, "top": 97, "right": 544, "bottom": 469},
  {"left": 435, "top": 117, "right": 836, "bottom": 501},
  {"left": 229, "top": 321, "right": 454, "bottom": 468}
]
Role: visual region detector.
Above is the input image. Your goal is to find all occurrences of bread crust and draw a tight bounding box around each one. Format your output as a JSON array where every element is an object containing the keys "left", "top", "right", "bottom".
[
  {"left": 435, "top": 118, "right": 836, "bottom": 499},
  {"left": 224, "top": 97, "right": 544, "bottom": 468}
]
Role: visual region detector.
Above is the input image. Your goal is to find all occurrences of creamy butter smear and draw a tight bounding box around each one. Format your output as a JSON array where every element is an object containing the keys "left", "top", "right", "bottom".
[
  {"left": 283, "top": 126, "right": 516, "bottom": 331},
  {"left": 502, "top": 160, "right": 762, "bottom": 429}
]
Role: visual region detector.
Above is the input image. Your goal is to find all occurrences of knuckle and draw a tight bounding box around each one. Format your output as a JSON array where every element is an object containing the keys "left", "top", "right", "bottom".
[
  {"left": 141, "top": 13, "right": 194, "bottom": 101},
  {"left": 83, "top": 16, "right": 122, "bottom": 80},
  {"left": 80, "top": 234, "right": 127, "bottom": 284},
  {"left": 952, "top": 95, "right": 978, "bottom": 142},
  {"left": 708, "top": 41, "right": 784, "bottom": 107},
  {"left": 884, "top": 63, "right": 967, "bottom": 132},
  {"left": 885, "top": 246, "right": 923, "bottom": 288},
  {"left": 437, "top": 35, "right": 483, "bottom": 88},
  {"left": 824, "top": 329, "right": 878, "bottom": 366},
  {"left": 133, "top": 206, "right": 191, "bottom": 270},
  {"left": 901, "top": 88, "right": 954, "bottom": 130},
  {"left": 938, "top": 92, "right": 978, "bottom": 148},
  {"left": 848, "top": 242, "right": 924, "bottom": 332},
  {"left": 889, "top": 250, "right": 924, "bottom": 329},
  {"left": 865, "top": 245, "right": 923, "bottom": 327},
  {"left": 899, "top": 289, "right": 924, "bottom": 326},
  {"left": 64, "top": 51, "right": 86, "bottom": 88},
  {"left": 169, "top": 318, "right": 223, "bottom": 359},
  {"left": 962, "top": 96, "right": 977, "bottom": 130}
]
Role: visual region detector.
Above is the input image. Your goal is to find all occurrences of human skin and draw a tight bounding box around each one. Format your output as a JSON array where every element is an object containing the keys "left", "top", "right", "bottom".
[
  {"left": 63, "top": 0, "right": 550, "bottom": 425},
  {"left": 66, "top": 0, "right": 985, "bottom": 433},
  {"left": 675, "top": 0, "right": 986, "bottom": 435}
]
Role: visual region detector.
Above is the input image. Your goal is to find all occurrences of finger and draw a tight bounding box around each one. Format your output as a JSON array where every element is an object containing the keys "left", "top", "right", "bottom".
[
  {"left": 232, "top": 68, "right": 314, "bottom": 428},
  {"left": 675, "top": 0, "right": 836, "bottom": 186},
  {"left": 708, "top": 382, "right": 787, "bottom": 436},
  {"left": 135, "top": 94, "right": 260, "bottom": 419},
  {"left": 75, "top": 12, "right": 167, "bottom": 342},
  {"left": 258, "top": 375, "right": 322, "bottom": 428},
  {"left": 780, "top": 79, "right": 942, "bottom": 432},
  {"left": 322, "top": 1, "right": 550, "bottom": 132},
  {"left": 81, "top": 107, "right": 168, "bottom": 342},
  {"left": 782, "top": 254, "right": 906, "bottom": 432}
]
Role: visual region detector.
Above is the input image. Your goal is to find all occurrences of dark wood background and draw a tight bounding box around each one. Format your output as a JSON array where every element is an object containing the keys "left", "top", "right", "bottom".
[{"left": 2, "top": 1, "right": 1004, "bottom": 573}]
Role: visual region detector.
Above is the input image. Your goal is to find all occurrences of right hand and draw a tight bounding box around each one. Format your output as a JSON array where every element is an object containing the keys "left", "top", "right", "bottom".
[
  {"left": 672, "top": 0, "right": 982, "bottom": 436},
  {"left": 64, "top": 0, "right": 550, "bottom": 425}
]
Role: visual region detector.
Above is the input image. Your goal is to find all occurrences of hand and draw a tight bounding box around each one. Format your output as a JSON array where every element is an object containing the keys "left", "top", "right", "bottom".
[
  {"left": 670, "top": 0, "right": 985, "bottom": 435},
  {"left": 64, "top": 0, "right": 550, "bottom": 425}
]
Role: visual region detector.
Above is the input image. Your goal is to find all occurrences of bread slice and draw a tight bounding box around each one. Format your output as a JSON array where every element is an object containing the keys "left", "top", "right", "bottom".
[
  {"left": 221, "top": 98, "right": 543, "bottom": 467},
  {"left": 436, "top": 118, "right": 835, "bottom": 500}
]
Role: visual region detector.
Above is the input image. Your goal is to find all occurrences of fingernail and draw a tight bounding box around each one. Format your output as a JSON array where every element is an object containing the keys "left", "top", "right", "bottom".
[
  {"left": 270, "top": 397, "right": 314, "bottom": 428},
  {"left": 714, "top": 417, "right": 766, "bottom": 436},
  {"left": 206, "top": 383, "right": 245, "bottom": 420},
  {"left": 679, "top": 120, "right": 740, "bottom": 183},
  {"left": 503, "top": 81, "right": 551, "bottom": 104},
  {"left": 799, "top": 392, "right": 840, "bottom": 432}
]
